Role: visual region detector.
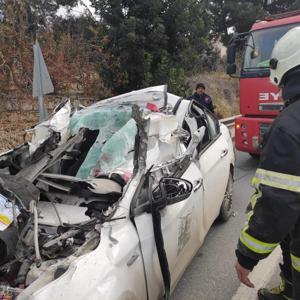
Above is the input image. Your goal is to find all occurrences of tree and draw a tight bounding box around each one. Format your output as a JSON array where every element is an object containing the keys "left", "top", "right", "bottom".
[
  {"left": 91, "top": 0, "right": 215, "bottom": 94},
  {"left": 209, "top": 0, "right": 300, "bottom": 45},
  {"left": 0, "top": 0, "right": 222, "bottom": 99},
  {"left": 263, "top": 0, "right": 300, "bottom": 14},
  {"left": 161, "top": 0, "right": 214, "bottom": 72},
  {"left": 208, "top": 1, "right": 266, "bottom": 44},
  {"left": 91, "top": 0, "right": 168, "bottom": 91},
  {"left": 0, "top": 0, "right": 112, "bottom": 98}
]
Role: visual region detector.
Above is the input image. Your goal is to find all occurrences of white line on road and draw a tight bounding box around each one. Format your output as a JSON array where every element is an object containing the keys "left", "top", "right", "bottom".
[{"left": 232, "top": 246, "right": 281, "bottom": 300}]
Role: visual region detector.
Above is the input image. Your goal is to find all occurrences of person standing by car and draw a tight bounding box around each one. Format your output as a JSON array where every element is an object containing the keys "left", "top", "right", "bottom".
[
  {"left": 188, "top": 83, "right": 215, "bottom": 113},
  {"left": 234, "top": 27, "right": 300, "bottom": 300}
]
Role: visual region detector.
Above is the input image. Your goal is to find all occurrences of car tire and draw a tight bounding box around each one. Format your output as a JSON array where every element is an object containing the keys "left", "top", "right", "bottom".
[{"left": 217, "top": 172, "right": 233, "bottom": 222}]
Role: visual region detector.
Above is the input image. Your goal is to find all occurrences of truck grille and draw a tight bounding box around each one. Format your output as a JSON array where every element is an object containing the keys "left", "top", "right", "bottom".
[{"left": 259, "top": 103, "right": 283, "bottom": 111}]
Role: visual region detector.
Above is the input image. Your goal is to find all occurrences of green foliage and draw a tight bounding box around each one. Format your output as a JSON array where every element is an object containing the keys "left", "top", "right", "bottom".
[
  {"left": 209, "top": 0, "right": 300, "bottom": 44},
  {"left": 264, "top": 0, "right": 300, "bottom": 14},
  {"left": 91, "top": 0, "right": 216, "bottom": 93},
  {"left": 209, "top": 1, "right": 265, "bottom": 44},
  {"left": 168, "top": 68, "right": 191, "bottom": 97}
]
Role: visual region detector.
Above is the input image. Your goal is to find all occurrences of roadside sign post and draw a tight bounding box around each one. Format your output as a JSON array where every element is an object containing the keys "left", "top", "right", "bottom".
[{"left": 32, "top": 40, "right": 54, "bottom": 122}]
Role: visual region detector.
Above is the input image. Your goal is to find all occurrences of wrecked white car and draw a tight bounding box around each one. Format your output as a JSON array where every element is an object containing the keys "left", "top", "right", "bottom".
[{"left": 0, "top": 86, "right": 234, "bottom": 300}]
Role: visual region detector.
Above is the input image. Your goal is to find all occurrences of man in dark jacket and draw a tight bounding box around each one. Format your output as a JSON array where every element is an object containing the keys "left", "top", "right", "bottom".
[
  {"left": 188, "top": 83, "right": 215, "bottom": 113},
  {"left": 235, "top": 27, "right": 300, "bottom": 300}
]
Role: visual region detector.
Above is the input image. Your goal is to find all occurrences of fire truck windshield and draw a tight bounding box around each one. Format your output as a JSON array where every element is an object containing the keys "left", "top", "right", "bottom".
[{"left": 243, "top": 23, "right": 299, "bottom": 71}]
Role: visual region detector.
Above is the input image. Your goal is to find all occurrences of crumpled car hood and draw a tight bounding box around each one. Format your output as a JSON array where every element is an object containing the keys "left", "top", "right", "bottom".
[{"left": 0, "top": 85, "right": 188, "bottom": 299}]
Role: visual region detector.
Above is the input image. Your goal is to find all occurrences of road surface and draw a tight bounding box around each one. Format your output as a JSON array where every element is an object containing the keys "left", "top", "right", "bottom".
[{"left": 171, "top": 151, "right": 258, "bottom": 300}]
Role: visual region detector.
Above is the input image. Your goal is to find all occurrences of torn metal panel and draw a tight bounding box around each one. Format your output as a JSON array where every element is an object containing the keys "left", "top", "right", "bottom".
[
  {"left": 37, "top": 202, "right": 90, "bottom": 227},
  {"left": 174, "top": 99, "right": 190, "bottom": 124},
  {"left": 40, "top": 173, "right": 122, "bottom": 194},
  {"left": 49, "top": 99, "right": 71, "bottom": 144},
  {"left": 17, "top": 130, "right": 85, "bottom": 182},
  {"left": 39, "top": 173, "right": 83, "bottom": 182},
  {"left": 185, "top": 126, "right": 206, "bottom": 156},
  {"left": 89, "top": 85, "right": 169, "bottom": 110},
  {"left": 87, "top": 178, "right": 122, "bottom": 194},
  {"left": 146, "top": 113, "right": 179, "bottom": 143},
  {"left": 37, "top": 177, "right": 71, "bottom": 193},
  {"left": 18, "top": 230, "right": 100, "bottom": 298},
  {"left": 132, "top": 105, "right": 150, "bottom": 175},
  {"left": 29, "top": 99, "right": 71, "bottom": 155}
]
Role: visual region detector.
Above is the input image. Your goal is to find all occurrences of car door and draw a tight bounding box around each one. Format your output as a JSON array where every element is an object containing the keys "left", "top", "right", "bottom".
[
  {"left": 197, "top": 109, "right": 230, "bottom": 232},
  {"left": 132, "top": 160, "right": 204, "bottom": 300}
]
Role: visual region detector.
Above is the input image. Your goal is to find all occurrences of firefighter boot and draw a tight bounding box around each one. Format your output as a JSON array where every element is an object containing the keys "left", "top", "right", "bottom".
[{"left": 257, "top": 276, "right": 293, "bottom": 300}]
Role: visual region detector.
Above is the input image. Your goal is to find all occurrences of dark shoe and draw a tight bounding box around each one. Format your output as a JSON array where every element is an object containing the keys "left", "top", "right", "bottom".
[
  {"left": 258, "top": 288, "right": 292, "bottom": 300},
  {"left": 257, "top": 278, "right": 293, "bottom": 300}
]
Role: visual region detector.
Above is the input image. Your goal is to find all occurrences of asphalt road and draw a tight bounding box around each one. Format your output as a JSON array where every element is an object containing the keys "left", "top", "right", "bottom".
[{"left": 171, "top": 151, "right": 259, "bottom": 300}]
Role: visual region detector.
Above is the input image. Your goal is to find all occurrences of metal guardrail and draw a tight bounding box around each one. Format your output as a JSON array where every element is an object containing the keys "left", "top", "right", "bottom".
[
  {"left": 220, "top": 115, "right": 241, "bottom": 139},
  {"left": 220, "top": 115, "right": 241, "bottom": 127}
]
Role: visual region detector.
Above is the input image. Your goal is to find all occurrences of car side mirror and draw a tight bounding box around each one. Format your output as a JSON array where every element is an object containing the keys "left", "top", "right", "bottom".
[{"left": 152, "top": 177, "right": 193, "bottom": 209}]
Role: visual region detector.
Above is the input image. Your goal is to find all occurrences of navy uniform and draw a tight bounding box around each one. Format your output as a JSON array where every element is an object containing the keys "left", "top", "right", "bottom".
[
  {"left": 188, "top": 83, "right": 214, "bottom": 113},
  {"left": 236, "top": 68, "right": 300, "bottom": 300},
  {"left": 188, "top": 92, "right": 214, "bottom": 113}
]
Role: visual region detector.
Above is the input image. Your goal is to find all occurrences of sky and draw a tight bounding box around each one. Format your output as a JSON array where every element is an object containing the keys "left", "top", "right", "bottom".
[{"left": 56, "top": 0, "right": 96, "bottom": 18}]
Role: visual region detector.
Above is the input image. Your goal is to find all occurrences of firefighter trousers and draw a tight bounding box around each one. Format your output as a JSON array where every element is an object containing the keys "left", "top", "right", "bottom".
[{"left": 280, "top": 235, "right": 300, "bottom": 299}]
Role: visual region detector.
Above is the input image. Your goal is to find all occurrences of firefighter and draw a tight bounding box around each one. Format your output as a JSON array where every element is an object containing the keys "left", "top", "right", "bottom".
[
  {"left": 188, "top": 83, "right": 215, "bottom": 113},
  {"left": 234, "top": 26, "right": 300, "bottom": 300}
]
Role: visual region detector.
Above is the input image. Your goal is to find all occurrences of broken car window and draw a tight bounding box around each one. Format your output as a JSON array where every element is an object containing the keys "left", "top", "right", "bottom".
[{"left": 69, "top": 105, "right": 133, "bottom": 178}]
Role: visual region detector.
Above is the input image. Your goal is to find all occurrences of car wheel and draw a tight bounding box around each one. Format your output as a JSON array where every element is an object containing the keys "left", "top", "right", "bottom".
[{"left": 218, "top": 172, "right": 233, "bottom": 222}]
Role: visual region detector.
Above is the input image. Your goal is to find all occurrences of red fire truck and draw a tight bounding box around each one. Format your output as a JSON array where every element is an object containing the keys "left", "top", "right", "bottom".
[{"left": 227, "top": 10, "right": 300, "bottom": 158}]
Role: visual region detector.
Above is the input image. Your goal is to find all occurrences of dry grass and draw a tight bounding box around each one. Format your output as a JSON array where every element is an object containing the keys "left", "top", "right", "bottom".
[
  {"left": 187, "top": 71, "right": 240, "bottom": 119},
  {"left": 0, "top": 111, "right": 38, "bottom": 152}
]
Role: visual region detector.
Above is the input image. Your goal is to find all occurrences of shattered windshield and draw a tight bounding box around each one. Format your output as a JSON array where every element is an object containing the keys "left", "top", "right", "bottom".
[
  {"left": 69, "top": 105, "right": 136, "bottom": 179},
  {"left": 243, "top": 23, "right": 300, "bottom": 70}
]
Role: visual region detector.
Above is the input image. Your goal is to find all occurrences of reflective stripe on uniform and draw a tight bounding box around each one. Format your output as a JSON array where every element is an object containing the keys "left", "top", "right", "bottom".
[
  {"left": 291, "top": 254, "right": 300, "bottom": 272},
  {"left": 250, "top": 189, "right": 262, "bottom": 209},
  {"left": 247, "top": 210, "right": 254, "bottom": 222},
  {"left": 240, "top": 226, "right": 278, "bottom": 254},
  {"left": 246, "top": 189, "right": 261, "bottom": 223},
  {"left": 252, "top": 168, "right": 300, "bottom": 193}
]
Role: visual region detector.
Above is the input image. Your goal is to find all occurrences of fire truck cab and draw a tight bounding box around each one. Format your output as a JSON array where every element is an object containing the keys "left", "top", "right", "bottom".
[{"left": 227, "top": 10, "right": 300, "bottom": 156}]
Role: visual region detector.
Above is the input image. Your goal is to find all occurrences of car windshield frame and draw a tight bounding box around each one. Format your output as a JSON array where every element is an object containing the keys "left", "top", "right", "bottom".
[
  {"left": 88, "top": 85, "right": 169, "bottom": 110},
  {"left": 242, "top": 22, "right": 300, "bottom": 72}
]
